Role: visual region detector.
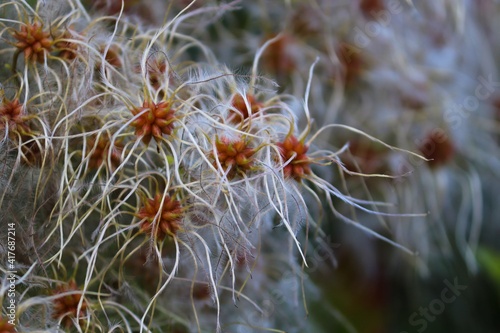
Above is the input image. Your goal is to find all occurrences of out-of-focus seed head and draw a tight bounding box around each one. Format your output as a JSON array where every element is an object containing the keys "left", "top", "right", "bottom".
[
  {"left": 343, "top": 140, "right": 388, "bottom": 174},
  {"left": 86, "top": 133, "right": 123, "bottom": 170},
  {"left": 229, "top": 94, "right": 263, "bottom": 124},
  {"left": 54, "top": 30, "right": 81, "bottom": 61},
  {"left": 418, "top": 130, "right": 455, "bottom": 168},
  {"left": 20, "top": 134, "right": 46, "bottom": 167},
  {"left": 359, "top": 0, "right": 385, "bottom": 17},
  {"left": 52, "top": 280, "right": 87, "bottom": 328},
  {"left": 0, "top": 317, "right": 16, "bottom": 332},
  {"left": 336, "top": 43, "right": 369, "bottom": 86},
  {"left": 147, "top": 59, "right": 168, "bottom": 91},
  {"left": 262, "top": 34, "right": 296, "bottom": 79},
  {"left": 100, "top": 45, "right": 122, "bottom": 68}
]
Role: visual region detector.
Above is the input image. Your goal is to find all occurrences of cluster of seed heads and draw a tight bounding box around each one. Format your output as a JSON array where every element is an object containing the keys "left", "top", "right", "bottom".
[{"left": 0, "top": 1, "right": 429, "bottom": 332}]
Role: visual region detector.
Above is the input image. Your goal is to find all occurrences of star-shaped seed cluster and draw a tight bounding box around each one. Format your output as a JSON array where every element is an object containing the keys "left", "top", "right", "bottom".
[
  {"left": 137, "top": 193, "right": 183, "bottom": 240},
  {"left": 277, "top": 135, "right": 311, "bottom": 181},
  {"left": 130, "top": 101, "right": 176, "bottom": 145},
  {"left": 213, "top": 136, "right": 255, "bottom": 178},
  {"left": 0, "top": 98, "right": 30, "bottom": 137},
  {"left": 12, "top": 22, "right": 52, "bottom": 63}
]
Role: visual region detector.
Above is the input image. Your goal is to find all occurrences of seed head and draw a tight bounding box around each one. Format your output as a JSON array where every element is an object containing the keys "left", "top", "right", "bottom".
[
  {"left": 213, "top": 136, "right": 256, "bottom": 178},
  {"left": 229, "top": 94, "right": 263, "bottom": 124},
  {"left": 20, "top": 134, "right": 46, "bottom": 167},
  {"left": 52, "top": 280, "right": 87, "bottom": 328},
  {"left": 86, "top": 133, "right": 123, "bottom": 170},
  {"left": 12, "top": 22, "right": 52, "bottom": 63},
  {"left": 54, "top": 30, "right": 81, "bottom": 61},
  {"left": 192, "top": 283, "right": 211, "bottom": 300},
  {"left": 0, "top": 317, "right": 16, "bottom": 332},
  {"left": 130, "top": 101, "right": 176, "bottom": 145},
  {"left": 419, "top": 131, "right": 455, "bottom": 168},
  {"left": 336, "top": 43, "right": 368, "bottom": 86},
  {"left": 277, "top": 135, "right": 311, "bottom": 181},
  {"left": 0, "top": 98, "right": 30, "bottom": 137},
  {"left": 147, "top": 59, "right": 168, "bottom": 91},
  {"left": 262, "top": 34, "right": 296, "bottom": 78},
  {"left": 137, "top": 193, "right": 183, "bottom": 241},
  {"left": 100, "top": 45, "right": 122, "bottom": 68},
  {"left": 344, "top": 140, "right": 388, "bottom": 174},
  {"left": 360, "top": 0, "right": 385, "bottom": 16},
  {"left": 290, "top": 5, "right": 323, "bottom": 38}
]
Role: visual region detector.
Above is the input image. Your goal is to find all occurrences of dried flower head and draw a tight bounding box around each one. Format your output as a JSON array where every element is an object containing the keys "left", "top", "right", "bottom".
[
  {"left": 336, "top": 43, "right": 368, "bottom": 86},
  {"left": 0, "top": 98, "right": 30, "bottom": 137},
  {"left": 12, "top": 22, "right": 52, "bottom": 63},
  {"left": 290, "top": 5, "right": 323, "bottom": 38},
  {"left": 419, "top": 130, "right": 455, "bottom": 168},
  {"left": 146, "top": 59, "right": 168, "bottom": 91},
  {"left": 344, "top": 140, "right": 388, "bottom": 174},
  {"left": 360, "top": 0, "right": 385, "bottom": 17},
  {"left": 100, "top": 45, "right": 122, "bottom": 68},
  {"left": 213, "top": 136, "right": 256, "bottom": 178},
  {"left": 192, "top": 282, "right": 211, "bottom": 300},
  {"left": 277, "top": 135, "right": 311, "bottom": 181},
  {"left": 86, "top": 133, "right": 123, "bottom": 170},
  {"left": 229, "top": 94, "right": 263, "bottom": 124},
  {"left": 54, "top": 30, "right": 81, "bottom": 61},
  {"left": 130, "top": 100, "right": 176, "bottom": 145},
  {"left": 0, "top": 317, "right": 16, "bottom": 332},
  {"left": 137, "top": 193, "right": 183, "bottom": 241},
  {"left": 262, "top": 34, "right": 296, "bottom": 78},
  {"left": 52, "top": 280, "right": 87, "bottom": 328},
  {"left": 20, "top": 134, "right": 46, "bottom": 167}
]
